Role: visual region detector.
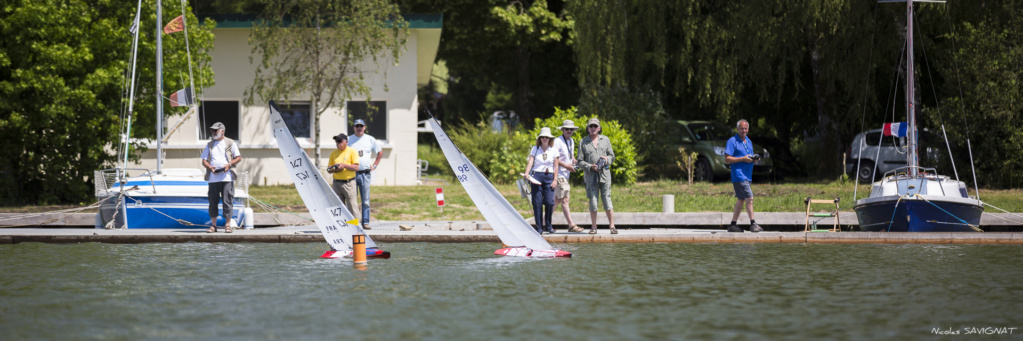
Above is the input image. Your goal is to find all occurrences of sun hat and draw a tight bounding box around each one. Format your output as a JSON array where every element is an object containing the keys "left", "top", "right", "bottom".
[
  {"left": 537, "top": 127, "right": 555, "bottom": 139},
  {"left": 209, "top": 122, "right": 225, "bottom": 130},
  {"left": 558, "top": 120, "right": 578, "bottom": 130},
  {"left": 586, "top": 118, "right": 600, "bottom": 127}
]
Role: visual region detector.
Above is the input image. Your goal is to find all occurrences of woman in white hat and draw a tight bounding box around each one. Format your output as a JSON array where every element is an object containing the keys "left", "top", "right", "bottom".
[{"left": 523, "top": 127, "right": 561, "bottom": 234}]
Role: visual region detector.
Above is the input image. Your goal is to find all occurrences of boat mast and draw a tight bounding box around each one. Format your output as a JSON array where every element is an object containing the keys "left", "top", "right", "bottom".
[
  {"left": 156, "top": 0, "right": 164, "bottom": 174},
  {"left": 122, "top": 0, "right": 143, "bottom": 180},
  {"left": 905, "top": 0, "right": 918, "bottom": 178}
]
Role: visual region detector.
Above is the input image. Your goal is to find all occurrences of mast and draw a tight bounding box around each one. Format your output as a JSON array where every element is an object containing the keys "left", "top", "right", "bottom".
[
  {"left": 905, "top": 0, "right": 918, "bottom": 178},
  {"left": 156, "top": 0, "right": 164, "bottom": 174},
  {"left": 122, "top": 0, "right": 143, "bottom": 179}
]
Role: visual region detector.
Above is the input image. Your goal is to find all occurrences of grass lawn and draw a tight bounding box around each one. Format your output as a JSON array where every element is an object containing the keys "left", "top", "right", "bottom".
[
  {"left": 248, "top": 178, "right": 1023, "bottom": 222},
  {"left": 2, "top": 179, "right": 1018, "bottom": 221}
]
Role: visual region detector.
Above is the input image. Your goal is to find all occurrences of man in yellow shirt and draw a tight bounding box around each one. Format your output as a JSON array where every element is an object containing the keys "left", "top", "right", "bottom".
[{"left": 327, "top": 133, "right": 360, "bottom": 218}]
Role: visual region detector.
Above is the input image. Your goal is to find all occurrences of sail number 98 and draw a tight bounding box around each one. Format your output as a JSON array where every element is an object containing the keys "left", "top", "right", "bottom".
[{"left": 456, "top": 164, "right": 470, "bottom": 182}]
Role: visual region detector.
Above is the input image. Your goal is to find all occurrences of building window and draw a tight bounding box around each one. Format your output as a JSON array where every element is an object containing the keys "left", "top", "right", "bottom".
[
  {"left": 277, "top": 103, "right": 312, "bottom": 138},
  {"left": 198, "top": 100, "right": 240, "bottom": 142},
  {"left": 347, "top": 101, "right": 387, "bottom": 141}
]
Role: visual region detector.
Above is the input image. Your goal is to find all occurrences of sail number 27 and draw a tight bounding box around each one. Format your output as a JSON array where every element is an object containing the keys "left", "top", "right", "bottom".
[{"left": 456, "top": 164, "right": 470, "bottom": 182}]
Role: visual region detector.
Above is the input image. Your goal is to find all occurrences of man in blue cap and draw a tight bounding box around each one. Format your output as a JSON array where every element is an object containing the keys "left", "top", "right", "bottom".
[{"left": 348, "top": 119, "right": 382, "bottom": 229}]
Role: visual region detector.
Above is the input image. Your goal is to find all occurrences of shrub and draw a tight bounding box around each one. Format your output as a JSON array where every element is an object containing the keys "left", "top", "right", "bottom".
[
  {"left": 525, "top": 107, "right": 638, "bottom": 185},
  {"left": 446, "top": 120, "right": 532, "bottom": 184}
]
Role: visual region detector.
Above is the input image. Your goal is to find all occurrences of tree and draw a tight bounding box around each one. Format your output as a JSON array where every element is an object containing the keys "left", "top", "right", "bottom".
[
  {"left": 245, "top": 0, "right": 408, "bottom": 168},
  {"left": 0, "top": 0, "right": 215, "bottom": 204},
  {"left": 399, "top": 0, "right": 578, "bottom": 127}
]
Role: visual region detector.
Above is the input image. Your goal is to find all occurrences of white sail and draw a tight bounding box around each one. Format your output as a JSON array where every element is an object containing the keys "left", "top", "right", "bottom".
[
  {"left": 269, "top": 101, "right": 375, "bottom": 250},
  {"left": 428, "top": 118, "right": 552, "bottom": 250}
]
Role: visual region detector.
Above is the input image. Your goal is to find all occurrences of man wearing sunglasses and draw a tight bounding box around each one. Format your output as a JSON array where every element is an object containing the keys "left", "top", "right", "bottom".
[{"left": 551, "top": 120, "right": 582, "bottom": 232}]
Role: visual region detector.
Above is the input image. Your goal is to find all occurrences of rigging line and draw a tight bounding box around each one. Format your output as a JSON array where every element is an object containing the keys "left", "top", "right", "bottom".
[
  {"left": 943, "top": 1, "right": 980, "bottom": 199},
  {"left": 981, "top": 202, "right": 1023, "bottom": 225},
  {"left": 873, "top": 41, "right": 908, "bottom": 183},
  {"left": 914, "top": 5, "right": 961, "bottom": 184},
  {"left": 913, "top": 194, "right": 983, "bottom": 232},
  {"left": 855, "top": 2, "right": 881, "bottom": 201},
  {"left": 187, "top": 0, "right": 208, "bottom": 141}
]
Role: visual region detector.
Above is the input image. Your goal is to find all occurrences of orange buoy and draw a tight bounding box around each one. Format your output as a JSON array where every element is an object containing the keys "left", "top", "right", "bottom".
[{"left": 353, "top": 233, "right": 367, "bottom": 264}]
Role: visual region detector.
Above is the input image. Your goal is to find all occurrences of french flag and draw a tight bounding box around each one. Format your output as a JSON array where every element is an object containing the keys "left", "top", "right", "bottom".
[{"left": 883, "top": 122, "right": 908, "bottom": 137}]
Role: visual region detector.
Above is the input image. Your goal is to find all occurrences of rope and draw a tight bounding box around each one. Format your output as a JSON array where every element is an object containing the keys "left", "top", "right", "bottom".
[
  {"left": 119, "top": 194, "right": 215, "bottom": 229},
  {"left": 249, "top": 196, "right": 313, "bottom": 226},
  {"left": 886, "top": 195, "right": 906, "bottom": 232},
  {"left": 982, "top": 202, "right": 1023, "bottom": 225},
  {"left": 912, "top": 194, "right": 983, "bottom": 232},
  {"left": 0, "top": 197, "right": 108, "bottom": 228}
]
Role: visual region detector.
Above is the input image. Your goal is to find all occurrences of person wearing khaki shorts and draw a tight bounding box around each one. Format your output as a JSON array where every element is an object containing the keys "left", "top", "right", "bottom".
[{"left": 552, "top": 120, "right": 582, "bottom": 232}]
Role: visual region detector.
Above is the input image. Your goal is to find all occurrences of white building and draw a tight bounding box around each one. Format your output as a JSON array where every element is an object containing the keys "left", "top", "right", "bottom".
[{"left": 136, "top": 14, "right": 442, "bottom": 187}]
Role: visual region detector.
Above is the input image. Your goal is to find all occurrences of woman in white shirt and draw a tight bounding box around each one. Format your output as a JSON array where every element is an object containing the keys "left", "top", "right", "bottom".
[{"left": 523, "top": 127, "right": 560, "bottom": 234}]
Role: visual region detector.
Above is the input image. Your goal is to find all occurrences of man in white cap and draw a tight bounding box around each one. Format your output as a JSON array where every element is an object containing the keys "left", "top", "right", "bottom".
[
  {"left": 551, "top": 120, "right": 583, "bottom": 232},
  {"left": 577, "top": 118, "right": 616, "bottom": 234},
  {"left": 201, "top": 122, "right": 241, "bottom": 233},
  {"left": 349, "top": 119, "right": 382, "bottom": 229}
]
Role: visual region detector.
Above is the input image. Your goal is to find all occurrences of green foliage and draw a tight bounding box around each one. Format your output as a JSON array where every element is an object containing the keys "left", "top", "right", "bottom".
[
  {"left": 525, "top": 107, "right": 638, "bottom": 185},
  {"left": 0, "top": 0, "right": 214, "bottom": 204},
  {"left": 934, "top": 3, "right": 1023, "bottom": 188},
  {"left": 416, "top": 144, "right": 449, "bottom": 176},
  {"left": 398, "top": 0, "right": 579, "bottom": 127},
  {"left": 445, "top": 120, "right": 531, "bottom": 184},
  {"left": 676, "top": 147, "right": 698, "bottom": 186},
  {"left": 246, "top": 0, "right": 408, "bottom": 167}
]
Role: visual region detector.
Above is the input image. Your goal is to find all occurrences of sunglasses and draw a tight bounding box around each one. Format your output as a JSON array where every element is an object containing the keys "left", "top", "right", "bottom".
[
  {"left": 562, "top": 128, "right": 576, "bottom": 131},
  {"left": 588, "top": 125, "right": 599, "bottom": 128},
  {"left": 354, "top": 125, "right": 365, "bottom": 128}
]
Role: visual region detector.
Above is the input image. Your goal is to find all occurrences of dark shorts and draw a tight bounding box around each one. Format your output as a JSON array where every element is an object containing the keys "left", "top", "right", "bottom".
[{"left": 733, "top": 181, "right": 753, "bottom": 199}]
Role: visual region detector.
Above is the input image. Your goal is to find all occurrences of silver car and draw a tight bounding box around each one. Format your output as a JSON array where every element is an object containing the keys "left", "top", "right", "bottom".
[{"left": 846, "top": 129, "right": 943, "bottom": 182}]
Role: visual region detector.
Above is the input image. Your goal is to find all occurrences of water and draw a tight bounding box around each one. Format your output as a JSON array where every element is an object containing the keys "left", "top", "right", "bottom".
[{"left": 2, "top": 242, "right": 1022, "bottom": 340}]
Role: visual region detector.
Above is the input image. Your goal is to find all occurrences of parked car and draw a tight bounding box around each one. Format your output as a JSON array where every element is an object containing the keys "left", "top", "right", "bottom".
[
  {"left": 667, "top": 120, "right": 773, "bottom": 182},
  {"left": 846, "top": 129, "right": 945, "bottom": 182}
]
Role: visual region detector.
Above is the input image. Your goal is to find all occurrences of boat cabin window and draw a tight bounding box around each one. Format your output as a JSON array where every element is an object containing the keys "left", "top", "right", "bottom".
[
  {"left": 198, "top": 100, "right": 241, "bottom": 142},
  {"left": 347, "top": 100, "right": 387, "bottom": 141}
]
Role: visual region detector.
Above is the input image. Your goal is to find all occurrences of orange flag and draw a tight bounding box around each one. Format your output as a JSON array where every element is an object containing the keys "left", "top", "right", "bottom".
[{"left": 163, "top": 15, "right": 184, "bottom": 34}]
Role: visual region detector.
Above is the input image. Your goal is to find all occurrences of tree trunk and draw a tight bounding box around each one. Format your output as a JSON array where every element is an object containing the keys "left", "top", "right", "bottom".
[
  {"left": 808, "top": 33, "right": 839, "bottom": 175},
  {"left": 515, "top": 45, "right": 534, "bottom": 126},
  {"left": 312, "top": 98, "right": 321, "bottom": 169}
]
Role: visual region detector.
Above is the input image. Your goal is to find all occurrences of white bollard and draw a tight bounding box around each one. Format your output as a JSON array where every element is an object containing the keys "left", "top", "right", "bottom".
[
  {"left": 662, "top": 195, "right": 675, "bottom": 213},
  {"left": 242, "top": 207, "right": 255, "bottom": 229}
]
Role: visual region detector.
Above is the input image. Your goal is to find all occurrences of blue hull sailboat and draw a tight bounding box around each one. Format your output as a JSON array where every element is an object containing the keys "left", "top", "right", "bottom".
[
  {"left": 96, "top": 0, "right": 250, "bottom": 229},
  {"left": 852, "top": 0, "right": 983, "bottom": 232}
]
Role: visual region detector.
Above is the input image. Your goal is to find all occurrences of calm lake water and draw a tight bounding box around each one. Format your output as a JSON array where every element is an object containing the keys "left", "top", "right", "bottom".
[{"left": 2, "top": 242, "right": 1022, "bottom": 340}]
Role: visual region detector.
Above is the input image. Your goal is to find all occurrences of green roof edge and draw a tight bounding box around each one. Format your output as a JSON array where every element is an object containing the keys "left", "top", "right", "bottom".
[{"left": 200, "top": 13, "right": 443, "bottom": 29}]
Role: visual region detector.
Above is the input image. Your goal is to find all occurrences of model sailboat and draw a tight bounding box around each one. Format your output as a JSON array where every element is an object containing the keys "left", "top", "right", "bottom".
[
  {"left": 269, "top": 100, "right": 389, "bottom": 258},
  {"left": 852, "top": 0, "right": 983, "bottom": 232},
  {"left": 427, "top": 116, "right": 570, "bottom": 258}
]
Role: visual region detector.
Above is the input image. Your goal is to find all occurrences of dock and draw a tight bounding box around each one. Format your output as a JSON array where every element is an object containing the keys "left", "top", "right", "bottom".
[{"left": 2, "top": 212, "right": 1022, "bottom": 245}]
